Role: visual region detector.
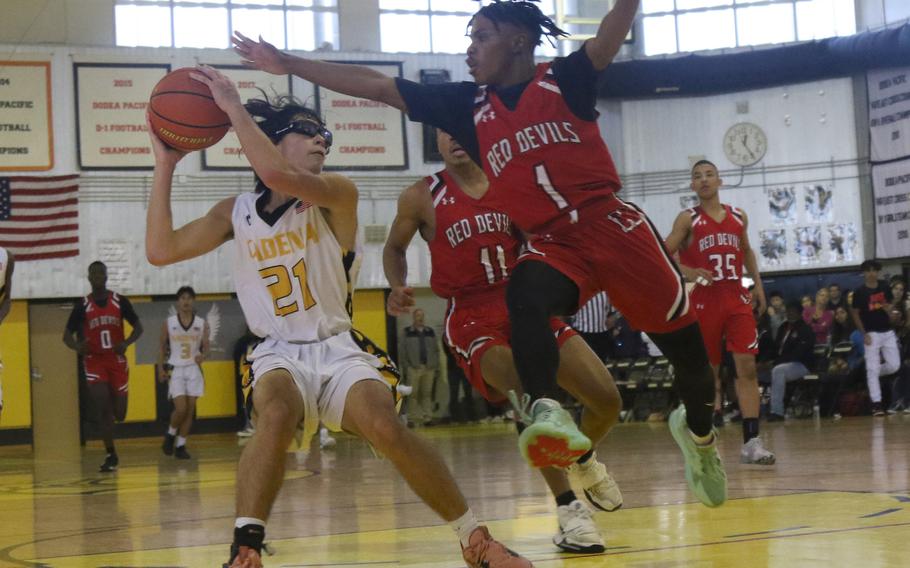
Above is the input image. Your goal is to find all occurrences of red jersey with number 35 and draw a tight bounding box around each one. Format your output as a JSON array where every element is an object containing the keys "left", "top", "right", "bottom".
[
  {"left": 83, "top": 291, "right": 126, "bottom": 356},
  {"left": 679, "top": 205, "right": 747, "bottom": 290},
  {"left": 474, "top": 63, "right": 621, "bottom": 234},
  {"left": 427, "top": 170, "right": 519, "bottom": 300}
]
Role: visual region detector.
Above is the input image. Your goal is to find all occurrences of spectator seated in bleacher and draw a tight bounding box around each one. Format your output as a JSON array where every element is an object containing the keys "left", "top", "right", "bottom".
[
  {"left": 766, "top": 301, "right": 816, "bottom": 422},
  {"left": 803, "top": 288, "right": 834, "bottom": 346},
  {"left": 888, "top": 305, "right": 910, "bottom": 413}
]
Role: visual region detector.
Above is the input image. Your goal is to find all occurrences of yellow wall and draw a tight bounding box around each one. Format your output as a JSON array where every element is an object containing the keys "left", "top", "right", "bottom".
[
  {"left": 0, "top": 301, "right": 30, "bottom": 429},
  {"left": 352, "top": 289, "right": 388, "bottom": 352},
  {"left": 196, "top": 360, "right": 236, "bottom": 418}
]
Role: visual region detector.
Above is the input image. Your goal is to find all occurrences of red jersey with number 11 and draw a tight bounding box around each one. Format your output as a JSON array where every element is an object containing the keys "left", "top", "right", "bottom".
[
  {"left": 679, "top": 205, "right": 747, "bottom": 290},
  {"left": 474, "top": 63, "right": 621, "bottom": 234},
  {"left": 427, "top": 170, "right": 519, "bottom": 300},
  {"left": 82, "top": 291, "right": 127, "bottom": 357}
]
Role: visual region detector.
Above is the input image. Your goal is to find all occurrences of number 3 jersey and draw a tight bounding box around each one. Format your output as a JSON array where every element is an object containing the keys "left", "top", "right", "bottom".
[
  {"left": 678, "top": 204, "right": 747, "bottom": 291},
  {"left": 426, "top": 170, "right": 519, "bottom": 300},
  {"left": 232, "top": 191, "right": 361, "bottom": 343},
  {"left": 166, "top": 314, "right": 205, "bottom": 367}
]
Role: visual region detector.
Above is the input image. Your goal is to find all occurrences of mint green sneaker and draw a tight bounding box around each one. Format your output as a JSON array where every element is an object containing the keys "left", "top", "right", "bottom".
[
  {"left": 509, "top": 392, "right": 591, "bottom": 468},
  {"left": 669, "top": 406, "right": 727, "bottom": 507}
]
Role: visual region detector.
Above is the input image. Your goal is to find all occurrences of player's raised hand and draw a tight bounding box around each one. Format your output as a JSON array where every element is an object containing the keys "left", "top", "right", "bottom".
[
  {"left": 233, "top": 32, "right": 289, "bottom": 75},
  {"left": 386, "top": 286, "right": 415, "bottom": 316},
  {"left": 190, "top": 65, "right": 243, "bottom": 115}
]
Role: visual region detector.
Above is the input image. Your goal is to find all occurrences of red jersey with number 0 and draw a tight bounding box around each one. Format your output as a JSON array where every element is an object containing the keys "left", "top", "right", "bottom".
[
  {"left": 427, "top": 170, "right": 519, "bottom": 300},
  {"left": 679, "top": 205, "right": 747, "bottom": 290},
  {"left": 474, "top": 63, "right": 621, "bottom": 234},
  {"left": 82, "top": 291, "right": 126, "bottom": 356}
]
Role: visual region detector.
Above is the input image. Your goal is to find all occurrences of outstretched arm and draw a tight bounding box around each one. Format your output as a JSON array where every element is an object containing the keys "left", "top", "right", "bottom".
[
  {"left": 232, "top": 33, "right": 406, "bottom": 111},
  {"left": 585, "top": 0, "right": 639, "bottom": 70},
  {"left": 145, "top": 116, "right": 235, "bottom": 266},
  {"left": 383, "top": 181, "right": 433, "bottom": 315},
  {"left": 0, "top": 253, "right": 13, "bottom": 324}
]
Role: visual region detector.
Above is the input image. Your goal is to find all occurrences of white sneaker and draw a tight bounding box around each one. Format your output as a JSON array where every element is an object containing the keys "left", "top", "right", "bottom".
[
  {"left": 553, "top": 500, "right": 605, "bottom": 553},
  {"left": 319, "top": 427, "right": 336, "bottom": 449},
  {"left": 566, "top": 452, "right": 623, "bottom": 512},
  {"left": 740, "top": 436, "right": 775, "bottom": 465},
  {"left": 236, "top": 426, "right": 255, "bottom": 438}
]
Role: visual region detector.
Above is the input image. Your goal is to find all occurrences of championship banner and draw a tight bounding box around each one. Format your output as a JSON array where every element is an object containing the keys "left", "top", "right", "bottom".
[
  {"left": 0, "top": 61, "right": 53, "bottom": 171},
  {"left": 74, "top": 63, "right": 170, "bottom": 169},
  {"left": 868, "top": 66, "right": 910, "bottom": 163},
  {"left": 871, "top": 158, "right": 910, "bottom": 259},
  {"left": 316, "top": 61, "right": 408, "bottom": 170},
  {"left": 201, "top": 66, "right": 292, "bottom": 170}
]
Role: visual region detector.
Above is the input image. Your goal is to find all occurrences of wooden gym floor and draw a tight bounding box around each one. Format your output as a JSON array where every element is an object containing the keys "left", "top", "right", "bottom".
[{"left": 0, "top": 416, "right": 908, "bottom": 567}]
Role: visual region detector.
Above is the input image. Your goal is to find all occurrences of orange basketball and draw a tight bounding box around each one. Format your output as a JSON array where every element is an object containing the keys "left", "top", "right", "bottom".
[{"left": 149, "top": 67, "right": 231, "bottom": 151}]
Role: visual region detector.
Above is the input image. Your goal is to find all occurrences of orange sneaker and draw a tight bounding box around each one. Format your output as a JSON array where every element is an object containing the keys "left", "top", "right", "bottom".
[{"left": 461, "top": 526, "right": 533, "bottom": 567}]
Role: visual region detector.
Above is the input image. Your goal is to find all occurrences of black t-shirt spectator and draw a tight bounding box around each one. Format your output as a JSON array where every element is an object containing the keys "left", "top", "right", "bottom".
[
  {"left": 774, "top": 319, "right": 815, "bottom": 368},
  {"left": 851, "top": 281, "right": 893, "bottom": 333},
  {"left": 395, "top": 47, "right": 600, "bottom": 165}
]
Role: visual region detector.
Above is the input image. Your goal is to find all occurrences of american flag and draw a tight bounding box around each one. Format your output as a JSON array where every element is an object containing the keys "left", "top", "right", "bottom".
[{"left": 0, "top": 175, "right": 80, "bottom": 261}]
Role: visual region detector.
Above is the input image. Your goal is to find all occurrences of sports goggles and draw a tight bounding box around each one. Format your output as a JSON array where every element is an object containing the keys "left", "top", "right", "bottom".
[{"left": 272, "top": 120, "right": 333, "bottom": 149}]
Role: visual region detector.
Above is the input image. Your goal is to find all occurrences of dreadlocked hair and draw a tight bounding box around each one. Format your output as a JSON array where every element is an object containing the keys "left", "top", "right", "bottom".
[
  {"left": 243, "top": 90, "right": 324, "bottom": 192},
  {"left": 471, "top": 0, "right": 568, "bottom": 47}
]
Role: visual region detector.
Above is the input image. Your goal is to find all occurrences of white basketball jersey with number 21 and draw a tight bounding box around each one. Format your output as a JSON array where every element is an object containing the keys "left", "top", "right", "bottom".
[{"left": 231, "top": 192, "right": 361, "bottom": 343}]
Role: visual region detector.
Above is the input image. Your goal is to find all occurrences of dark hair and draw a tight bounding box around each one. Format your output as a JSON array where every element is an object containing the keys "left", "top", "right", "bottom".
[
  {"left": 890, "top": 275, "right": 906, "bottom": 286},
  {"left": 786, "top": 300, "right": 803, "bottom": 313},
  {"left": 769, "top": 290, "right": 783, "bottom": 299},
  {"left": 244, "top": 93, "right": 324, "bottom": 192},
  {"left": 691, "top": 159, "right": 718, "bottom": 175},
  {"left": 860, "top": 259, "right": 882, "bottom": 272},
  {"left": 176, "top": 286, "right": 196, "bottom": 299},
  {"left": 88, "top": 260, "right": 106, "bottom": 271},
  {"left": 470, "top": 0, "right": 568, "bottom": 48}
]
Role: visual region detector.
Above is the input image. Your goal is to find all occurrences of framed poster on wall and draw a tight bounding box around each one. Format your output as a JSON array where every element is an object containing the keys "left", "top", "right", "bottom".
[
  {"left": 0, "top": 61, "right": 53, "bottom": 171},
  {"left": 74, "top": 63, "right": 171, "bottom": 169},
  {"left": 201, "top": 65, "right": 293, "bottom": 170},
  {"left": 315, "top": 61, "right": 408, "bottom": 170}
]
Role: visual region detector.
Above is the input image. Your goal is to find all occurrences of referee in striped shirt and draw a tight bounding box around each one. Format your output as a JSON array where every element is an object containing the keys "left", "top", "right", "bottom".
[{"left": 570, "top": 291, "right": 614, "bottom": 363}]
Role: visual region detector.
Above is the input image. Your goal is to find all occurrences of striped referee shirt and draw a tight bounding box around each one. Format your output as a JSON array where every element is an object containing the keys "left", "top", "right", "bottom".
[{"left": 572, "top": 292, "right": 612, "bottom": 333}]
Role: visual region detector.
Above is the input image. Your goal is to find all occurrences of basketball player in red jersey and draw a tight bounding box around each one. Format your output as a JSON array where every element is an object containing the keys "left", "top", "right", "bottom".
[
  {"left": 665, "top": 160, "right": 776, "bottom": 465},
  {"left": 385, "top": 129, "right": 622, "bottom": 553},
  {"left": 63, "top": 261, "right": 144, "bottom": 472},
  {"left": 234, "top": 0, "right": 727, "bottom": 507},
  {"left": 0, "top": 246, "right": 14, "bottom": 422}
]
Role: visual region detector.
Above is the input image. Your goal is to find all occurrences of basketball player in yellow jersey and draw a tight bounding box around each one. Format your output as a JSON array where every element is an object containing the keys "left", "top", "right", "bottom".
[
  {"left": 0, "top": 246, "right": 14, "bottom": 421},
  {"left": 145, "top": 65, "right": 533, "bottom": 568}
]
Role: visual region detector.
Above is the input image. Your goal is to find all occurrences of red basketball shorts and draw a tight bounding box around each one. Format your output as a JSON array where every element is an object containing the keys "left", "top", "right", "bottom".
[
  {"left": 520, "top": 194, "right": 697, "bottom": 334},
  {"left": 84, "top": 355, "right": 129, "bottom": 395},
  {"left": 689, "top": 284, "right": 758, "bottom": 366},
  {"left": 444, "top": 288, "right": 577, "bottom": 403}
]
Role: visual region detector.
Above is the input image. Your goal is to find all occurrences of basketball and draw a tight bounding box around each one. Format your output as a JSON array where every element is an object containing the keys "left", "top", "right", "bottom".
[{"left": 148, "top": 67, "right": 231, "bottom": 151}]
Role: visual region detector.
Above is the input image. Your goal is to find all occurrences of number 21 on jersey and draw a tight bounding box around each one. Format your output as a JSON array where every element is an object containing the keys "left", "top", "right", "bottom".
[{"left": 259, "top": 258, "right": 317, "bottom": 317}]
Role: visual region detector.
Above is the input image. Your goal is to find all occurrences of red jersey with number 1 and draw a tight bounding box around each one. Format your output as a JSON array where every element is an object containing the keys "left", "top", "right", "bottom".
[
  {"left": 82, "top": 291, "right": 127, "bottom": 357},
  {"left": 426, "top": 170, "right": 519, "bottom": 300},
  {"left": 474, "top": 63, "right": 621, "bottom": 234},
  {"left": 679, "top": 205, "right": 747, "bottom": 290}
]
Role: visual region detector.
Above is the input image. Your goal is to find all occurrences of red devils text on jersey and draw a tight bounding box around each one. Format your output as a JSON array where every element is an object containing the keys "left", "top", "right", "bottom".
[
  {"left": 82, "top": 291, "right": 127, "bottom": 357},
  {"left": 426, "top": 170, "right": 519, "bottom": 299},
  {"left": 678, "top": 205, "right": 747, "bottom": 290},
  {"left": 474, "top": 63, "right": 621, "bottom": 234}
]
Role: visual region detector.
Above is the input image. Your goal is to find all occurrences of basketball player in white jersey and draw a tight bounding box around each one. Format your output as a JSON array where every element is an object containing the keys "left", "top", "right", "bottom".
[
  {"left": 0, "top": 246, "right": 14, "bottom": 421},
  {"left": 145, "top": 65, "right": 533, "bottom": 568},
  {"left": 160, "top": 285, "right": 209, "bottom": 459}
]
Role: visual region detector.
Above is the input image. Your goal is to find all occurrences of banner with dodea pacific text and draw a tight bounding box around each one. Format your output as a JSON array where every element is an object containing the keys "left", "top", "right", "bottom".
[
  {"left": 0, "top": 61, "right": 53, "bottom": 171},
  {"left": 872, "top": 159, "right": 910, "bottom": 259},
  {"left": 201, "top": 66, "right": 292, "bottom": 170},
  {"left": 868, "top": 67, "right": 910, "bottom": 164},
  {"left": 75, "top": 63, "right": 170, "bottom": 169},
  {"left": 316, "top": 62, "right": 408, "bottom": 170}
]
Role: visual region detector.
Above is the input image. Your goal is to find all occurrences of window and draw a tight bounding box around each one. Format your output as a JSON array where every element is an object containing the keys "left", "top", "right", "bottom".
[
  {"left": 641, "top": 0, "right": 856, "bottom": 57},
  {"left": 115, "top": 0, "right": 339, "bottom": 50},
  {"left": 379, "top": 0, "right": 558, "bottom": 55}
]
